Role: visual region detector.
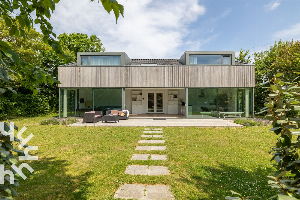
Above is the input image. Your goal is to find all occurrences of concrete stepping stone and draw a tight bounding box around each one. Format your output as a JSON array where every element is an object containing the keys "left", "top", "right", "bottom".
[
  {"left": 148, "top": 166, "right": 170, "bottom": 175},
  {"left": 131, "top": 154, "right": 150, "bottom": 160},
  {"left": 138, "top": 140, "right": 165, "bottom": 144},
  {"left": 150, "top": 154, "right": 167, "bottom": 160},
  {"left": 131, "top": 154, "right": 167, "bottom": 160},
  {"left": 145, "top": 185, "right": 175, "bottom": 200},
  {"left": 144, "top": 128, "right": 163, "bottom": 130},
  {"left": 114, "top": 184, "right": 174, "bottom": 200},
  {"left": 125, "top": 165, "right": 170, "bottom": 175},
  {"left": 114, "top": 184, "right": 145, "bottom": 199},
  {"left": 141, "top": 135, "right": 163, "bottom": 138},
  {"left": 143, "top": 131, "right": 163, "bottom": 134},
  {"left": 135, "top": 146, "right": 166, "bottom": 151},
  {"left": 125, "top": 165, "right": 148, "bottom": 175}
]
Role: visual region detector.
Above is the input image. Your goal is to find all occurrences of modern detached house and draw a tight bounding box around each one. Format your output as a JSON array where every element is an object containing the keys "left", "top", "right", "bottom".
[{"left": 58, "top": 51, "right": 255, "bottom": 118}]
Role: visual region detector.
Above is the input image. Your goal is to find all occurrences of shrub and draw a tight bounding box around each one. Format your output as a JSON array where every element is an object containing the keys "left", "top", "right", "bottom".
[
  {"left": 234, "top": 118, "right": 270, "bottom": 127},
  {"left": 40, "top": 118, "right": 78, "bottom": 125}
]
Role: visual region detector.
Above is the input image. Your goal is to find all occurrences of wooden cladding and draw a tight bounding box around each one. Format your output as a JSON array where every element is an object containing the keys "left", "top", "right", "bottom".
[{"left": 58, "top": 65, "right": 255, "bottom": 88}]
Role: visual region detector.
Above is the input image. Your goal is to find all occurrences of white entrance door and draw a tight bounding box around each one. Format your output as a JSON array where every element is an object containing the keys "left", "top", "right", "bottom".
[{"left": 147, "top": 92, "right": 164, "bottom": 113}]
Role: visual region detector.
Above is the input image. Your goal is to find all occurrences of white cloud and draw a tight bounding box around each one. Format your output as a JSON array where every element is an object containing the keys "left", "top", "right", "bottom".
[
  {"left": 49, "top": 0, "right": 206, "bottom": 58},
  {"left": 273, "top": 23, "right": 300, "bottom": 40},
  {"left": 264, "top": 0, "right": 280, "bottom": 11}
]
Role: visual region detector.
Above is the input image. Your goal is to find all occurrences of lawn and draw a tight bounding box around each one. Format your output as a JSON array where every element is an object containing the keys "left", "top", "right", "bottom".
[{"left": 9, "top": 115, "right": 277, "bottom": 199}]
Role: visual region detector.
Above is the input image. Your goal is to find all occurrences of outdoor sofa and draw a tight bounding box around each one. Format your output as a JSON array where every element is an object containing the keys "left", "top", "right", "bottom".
[
  {"left": 106, "top": 110, "right": 129, "bottom": 120},
  {"left": 83, "top": 111, "right": 102, "bottom": 123}
]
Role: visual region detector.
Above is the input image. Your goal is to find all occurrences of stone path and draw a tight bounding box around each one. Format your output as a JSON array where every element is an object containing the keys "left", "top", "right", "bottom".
[
  {"left": 141, "top": 135, "right": 163, "bottom": 138},
  {"left": 136, "top": 146, "right": 166, "bottom": 151},
  {"left": 114, "top": 128, "right": 174, "bottom": 199}
]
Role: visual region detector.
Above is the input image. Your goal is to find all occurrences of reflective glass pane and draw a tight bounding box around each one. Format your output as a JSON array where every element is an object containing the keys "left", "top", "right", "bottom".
[
  {"left": 223, "top": 56, "right": 231, "bottom": 64},
  {"left": 81, "top": 57, "right": 88, "bottom": 65},
  {"left": 156, "top": 93, "right": 163, "bottom": 112},
  {"left": 188, "top": 88, "right": 218, "bottom": 116},
  {"left": 190, "top": 55, "right": 222, "bottom": 64},
  {"left": 148, "top": 93, "right": 154, "bottom": 112},
  {"left": 93, "top": 88, "right": 122, "bottom": 113},
  {"left": 90, "top": 56, "right": 120, "bottom": 65}
]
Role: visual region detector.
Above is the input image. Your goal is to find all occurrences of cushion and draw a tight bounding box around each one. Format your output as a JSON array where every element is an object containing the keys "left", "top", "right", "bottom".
[
  {"left": 110, "top": 110, "right": 119, "bottom": 115},
  {"left": 120, "top": 113, "right": 125, "bottom": 117}
]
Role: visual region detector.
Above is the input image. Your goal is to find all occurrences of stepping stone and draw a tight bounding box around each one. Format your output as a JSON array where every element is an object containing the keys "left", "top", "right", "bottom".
[
  {"left": 136, "top": 146, "right": 166, "bottom": 151},
  {"left": 144, "top": 128, "right": 162, "bottom": 130},
  {"left": 125, "top": 165, "right": 148, "bottom": 175},
  {"left": 114, "top": 184, "right": 174, "bottom": 200},
  {"left": 143, "top": 131, "right": 163, "bottom": 134},
  {"left": 131, "top": 154, "right": 167, "bottom": 160},
  {"left": 145, "top": 185, "right": 175, "bottom": 200},
  {"left": 136, "top": 146, "right": 151, "bottom": 151},
  {"left": 131, "top": 154, "right": 150, "bottom": 160},
  {"left": 150, "top": 154, "right": 167, "bottom": 160},
  {"left": 125, "top": 165, "right": 169, "bottom": 175},
  {"left": 138, "top": 140, "right": 165, "bottom": 144},
  {"left": 148, "top": 166, "right": 170, "bottom": 175},
  {"left": 114, "top": 184, "right": 145, "bottom": 199},
  {"left": 141, "top": 135, "right": 163, "bottom": 138},
  {"left": 151, "top": 146, "right": 166, "bottom": 151}
]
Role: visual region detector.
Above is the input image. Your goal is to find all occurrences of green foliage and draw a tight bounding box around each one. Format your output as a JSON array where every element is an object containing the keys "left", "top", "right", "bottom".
[
  {"left": 265, "top": 72, "right": 300, "bottom": 199},
  {"left": 254, "top": 40, "right": 300, "bottom": 113},
  {"left": 58, "top": 33, "right": 105, "bottom": 58},
  {"left": 236, "top": 49, "right": 251, "bottom": 64},
  {"left": 0, "top": 92, "right": 51, "bottom": 120},
  {"left": 0, "top": 121, "right": 26, "bottom": 199},
  {"left": 40, "top": 118, "right": 78, "bottom": 125},
  {"left": 234, "top": 118, "right": 270, "bottom": 127}
]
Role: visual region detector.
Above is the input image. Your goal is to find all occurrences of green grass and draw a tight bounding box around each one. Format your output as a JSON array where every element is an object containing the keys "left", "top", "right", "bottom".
[{"left": 9, "top": 115, "right": 277, "bottom": 199}]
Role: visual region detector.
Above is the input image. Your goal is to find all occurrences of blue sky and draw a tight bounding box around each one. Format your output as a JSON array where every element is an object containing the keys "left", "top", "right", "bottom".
[{"left": 49, "top": 0, "right": 300, "bottom": 59}]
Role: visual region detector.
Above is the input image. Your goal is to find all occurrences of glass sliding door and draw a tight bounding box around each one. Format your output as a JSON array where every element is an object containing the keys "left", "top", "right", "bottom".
[
  {"left": 156, "top": 93, "right": 163, "bottom": 112},
  {"left": 148, "top": 92, "right": 164, "bottom": 113},
  {"left": 148, "top": 93, "right": 154, "bottom": 112}
]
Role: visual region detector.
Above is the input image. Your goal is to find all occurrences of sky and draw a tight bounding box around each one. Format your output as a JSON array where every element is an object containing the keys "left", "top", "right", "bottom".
[{"left": 48, "top": 0, "right": 300, "bottom": 59}]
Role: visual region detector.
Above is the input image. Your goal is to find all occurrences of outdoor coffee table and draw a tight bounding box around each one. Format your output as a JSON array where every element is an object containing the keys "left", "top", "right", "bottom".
[{"left": 102, "top": 115, "right": 119, "bottom": 123}]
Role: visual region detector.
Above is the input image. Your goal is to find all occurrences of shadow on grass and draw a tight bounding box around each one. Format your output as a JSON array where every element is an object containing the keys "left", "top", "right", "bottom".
[
  {"left": 16, "top": 157, "right": 93, "bottom": 200},
  {"left": 181, "top": 163, "right": 276, "bottom": 200}
]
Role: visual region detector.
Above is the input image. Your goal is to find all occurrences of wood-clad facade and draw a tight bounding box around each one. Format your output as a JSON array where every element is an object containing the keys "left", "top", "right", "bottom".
[
  {"left": 58, "top": 51, "right": 255, "bottom": 118},
  {"left": 58, "top": 65, "right": 254, "bottom": 88}
]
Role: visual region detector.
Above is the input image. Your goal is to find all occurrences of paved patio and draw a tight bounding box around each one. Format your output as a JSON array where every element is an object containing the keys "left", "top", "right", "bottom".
[{"left": 70, "top": 118, "right": 242, "bottom": 127}]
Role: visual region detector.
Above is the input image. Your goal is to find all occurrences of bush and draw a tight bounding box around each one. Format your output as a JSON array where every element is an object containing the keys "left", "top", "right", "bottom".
[
  {"left": 234, "top": 118, "right": 270, "bottom": 127},
  {"left": 0, "top": 92, "right": 52, "bottom": 120},
  {"left": 40, "top": 118, "right": 78, "bottom": 125}
]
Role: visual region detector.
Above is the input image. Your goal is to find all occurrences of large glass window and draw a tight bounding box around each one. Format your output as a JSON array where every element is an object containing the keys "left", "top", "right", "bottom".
[
  {"left": 93, "top": 88, "right": 122, "bottom": 113},
  {"left": 188, "top": 88, "right": 218, "bottom": 116},
  {"left": 190, "top": 55, "right": 231, "bottom": 65},
  {"left": 81, "top": 56, "right": 121, "bottom": 65},
  {"left": 187, "top": 88, "right": 253, "bottom": 118}
]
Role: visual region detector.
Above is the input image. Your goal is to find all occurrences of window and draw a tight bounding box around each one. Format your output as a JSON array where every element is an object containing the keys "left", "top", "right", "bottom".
[
  {"left": 81, "top": 55, "right": 121, "bottom": 65},
  {"left": 189, "top": 55, "right": 231, "bottom": 65}
]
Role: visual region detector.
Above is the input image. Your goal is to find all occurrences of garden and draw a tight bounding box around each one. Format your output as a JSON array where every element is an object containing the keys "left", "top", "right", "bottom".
[{"left": 8, "top": 115, "right": 277, "bottom": 199}]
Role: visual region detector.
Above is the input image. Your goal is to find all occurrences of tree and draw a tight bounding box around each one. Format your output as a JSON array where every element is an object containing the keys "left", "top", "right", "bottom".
[
  {"left": 58, "top": 33, "right": 105, "bottom": 58},
  {"left": 254, "top": 40, "right": 300, "bottom": 113},
  {"left": 0, "top": 0, "right": 124, "bottom": 93},
  {"left": 0, "top": 0, "right": 124, "bottom": 198},
  {"left": 236, "top": 49, "right": 251, "bottom": 64}
]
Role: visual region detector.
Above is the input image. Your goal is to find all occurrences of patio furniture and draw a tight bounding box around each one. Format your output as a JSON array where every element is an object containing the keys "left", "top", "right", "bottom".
[
  {"left": 106, "top": 110, "right": 129, "bottom": 120},
  {"left": 82, "top": 111, "right": 102, "bottom": 123},
  {"left": 83, "top": 112, "right": 97, "bottom": 123},
  {"left": 102, "top": 115, "right": 119, "bottom": 123}
]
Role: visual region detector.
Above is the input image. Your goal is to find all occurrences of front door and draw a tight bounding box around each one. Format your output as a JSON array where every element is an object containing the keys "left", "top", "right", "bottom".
[{"left": 148, "top": 92, "right": 163, "bottom": 113}]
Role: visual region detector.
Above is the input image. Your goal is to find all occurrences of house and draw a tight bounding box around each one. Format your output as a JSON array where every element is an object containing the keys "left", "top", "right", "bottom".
[{"left": 58, "top": 51, "right": 254, "bottom": 118}]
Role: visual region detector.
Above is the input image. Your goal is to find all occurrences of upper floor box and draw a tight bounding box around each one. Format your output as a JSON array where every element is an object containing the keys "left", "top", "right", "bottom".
[
  {"left": 179, "top": 51, "right": 235, "bottom": 65},
  {"left": 77, "top": 52, "right": 131, "bottom": 66}
]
